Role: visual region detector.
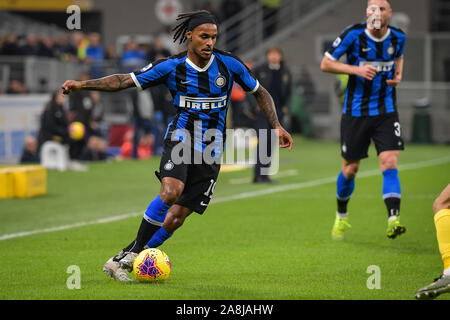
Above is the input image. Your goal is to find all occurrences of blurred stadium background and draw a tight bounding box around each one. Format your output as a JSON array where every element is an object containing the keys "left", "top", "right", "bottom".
[
  {"left": 0, "top": 0, "right": 450, "bottom": 301},
  {"left": 0, "top": 0, "right": 448, "bottom": 164}
]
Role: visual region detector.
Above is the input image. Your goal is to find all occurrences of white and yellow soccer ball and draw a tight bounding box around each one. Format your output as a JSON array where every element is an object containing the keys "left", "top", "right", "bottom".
[
  {"left": 133, "top": 248, "right": 171, "bottom": 282},
  {"left": 68, "top": 121, "right": 85, "bottom": 141}
]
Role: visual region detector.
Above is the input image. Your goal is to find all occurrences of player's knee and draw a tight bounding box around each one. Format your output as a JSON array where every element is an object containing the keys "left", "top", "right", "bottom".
[
  {"left": 343, "top": 163, "right": 359, "bottom": 179},
  {"left": 433, "top": 195, "right": 450, "bottom": 215},
  {"left": 433, "top": 198, "right": 442, "bottom": 215},
  {"left": 160, "top": 184, "right": 183, "bottom": 205},
  {"left": 381, "top": 159, "right": 397, "bottom": 171},
  {"left": 379, "top": 152, "right": 398, "bottom": 171}
]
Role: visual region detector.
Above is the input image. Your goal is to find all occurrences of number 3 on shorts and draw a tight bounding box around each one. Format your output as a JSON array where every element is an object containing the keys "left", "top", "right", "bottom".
[{"left": 394, "top": 122, "right": 401, "bottom": 137}]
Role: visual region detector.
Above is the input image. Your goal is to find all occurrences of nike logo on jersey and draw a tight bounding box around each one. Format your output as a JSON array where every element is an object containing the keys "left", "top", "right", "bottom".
[
  {"left": 180, "top": 80, "right": 192, "bottom": 84},
  {"left": 200, "top": 201, "right": 208, "bottom": 206},
  {"left": 362, "top": 47, "right": 372, "bottom": 52}
]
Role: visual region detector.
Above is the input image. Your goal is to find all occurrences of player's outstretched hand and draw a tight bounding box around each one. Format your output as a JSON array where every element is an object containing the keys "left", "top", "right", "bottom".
[
  {"left": 356, "top": 65, "right": 377, "bottom": 81},
  {"left": 61, "top": 80, "right": 82, "bottom": 95},
  {"left": 276, "top": 125, "right": 293, "bottom": 151}
]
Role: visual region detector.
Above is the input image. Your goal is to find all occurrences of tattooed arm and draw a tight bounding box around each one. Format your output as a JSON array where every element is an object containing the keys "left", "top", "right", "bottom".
[
  {"left": 61, "top": 74, "right": 135, "bottom": 94},
  {"left": 253, "top": 85, "right": 281, "bottom": 129},
  {"left": 253, "top": 85, "right": 294, "bottom": 150}
]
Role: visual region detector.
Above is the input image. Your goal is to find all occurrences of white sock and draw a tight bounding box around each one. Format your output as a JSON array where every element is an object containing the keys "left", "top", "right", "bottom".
[
  {"left": 388, "top": 215, "right": 399, "bottom": 222},
  {"left": 444, "top": 267, "right": 450, "bottom": 277},
  {"left": 336, "top": 212, "right": 348, "bottom": 219}
]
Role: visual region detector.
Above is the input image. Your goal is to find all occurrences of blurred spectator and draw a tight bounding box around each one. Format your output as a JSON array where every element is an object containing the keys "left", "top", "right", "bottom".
[
  {"left": 230, "top": 83, "right": 256, "bottom": 128},
  {"left": 37, "top": 90, "right": 70, "bottom": 151},
  {"left": 147, "top": 37, "right": 171, "bottom": 62},
  {"left": 71, "top": 31, "right": 89, "bottom": 61},
  {"left": 20, "top": 34, "right": 40, "bottom": 56},
  {"left": 119, "top": 130, "right": 154, "bottom": 160},
  {"left": 253, "top": 46, "right": 292, "bottom": 183},
  {"left": 20, "top": 135, "right": 39, "bottom": 164},
  {"left": 53, "top": 34, "right": 78, "bottom": 62},
  {"left": 220, "top": 0, "right": 243, "bottom": 52},
  {"left": 1, "top": 34, "right": 22, "bottom": 55},
  {"left": 259, "top": 0, "right": 281, "bottom": 39},
  {"left": 68, "top": 72, "right": 103, "bottom": 136},
  {"left": 7, "top": 80, "right": 28, "bottom": 94},
  {"left": 38, "top": 36, "right": 55, "bottom": 58},
  {"left": 149, "top": 81, "right": 176, "bottom": 128},
  {"left": 85, "top": 32, "right": 105, "bottom": 77},
  {"left": 137, "top": 133, "right": 154, "bottom": 159},
  {"left": 121, "top": 40, "right": 147, "bottom": 73},
  {"left": 68, "top": 72, "right": 107, "bottom": 158},
  {"left": 148, "top": 51, "right": 175, "bottom": 155},
  {"left": 0, "top": 32, "right": 105, "bottom": 62},
  {"left": 254, "top": 46, "right": 292, "bottom": 126},
  {"left": 105, "top": 45, "right": 118, "bottom": 61},
  {"left": 80, "top": 135, "right": 108, "bottom": 161},
  {"left": 85, "top": 32, "right": 104, "bottom": 62}
]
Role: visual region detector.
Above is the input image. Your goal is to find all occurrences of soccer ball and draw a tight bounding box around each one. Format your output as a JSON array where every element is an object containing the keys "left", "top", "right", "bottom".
[
  {"left": 133, "top": 248, "right": 171, "bottom": 282},
  {"left": 69, "top": 122, "right": 85, "bottom": 140}
]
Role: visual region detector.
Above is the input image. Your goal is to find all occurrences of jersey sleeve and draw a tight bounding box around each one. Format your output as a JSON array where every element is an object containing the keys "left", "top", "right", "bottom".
[
  {"left": 396, "top": 35, "right": 406, "bottom": 58},
  {"left": 228, "top": 56, "right": 259, "bottom": 94},
  {"left": 325, "top": 25, "right": 358, "bottom": 61},
  {"left": 130, "top": 58, "right": 171, "bottom": 90}
]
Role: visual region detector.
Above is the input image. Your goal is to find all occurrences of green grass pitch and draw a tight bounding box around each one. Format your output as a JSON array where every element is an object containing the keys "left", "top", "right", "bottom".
[{"left": 0, "top": 136, "right": 449, "bottom": 300}]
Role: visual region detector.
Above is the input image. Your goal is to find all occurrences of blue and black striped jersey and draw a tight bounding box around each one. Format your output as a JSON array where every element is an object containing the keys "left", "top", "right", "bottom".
[
  {"left": 130, "top": 49, "right": 259, "bottom": 153},
  {"left": 325, "top": 23, "right": 407, "bottom": 117}
]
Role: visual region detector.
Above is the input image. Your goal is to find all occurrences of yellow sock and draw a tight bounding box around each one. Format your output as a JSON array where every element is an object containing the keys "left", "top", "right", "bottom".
[{"left": 434, "top": 209, "right": 450, "bottom": 271}]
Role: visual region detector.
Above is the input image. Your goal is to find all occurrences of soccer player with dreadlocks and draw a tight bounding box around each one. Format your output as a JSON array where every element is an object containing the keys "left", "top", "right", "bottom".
[{"left": 62, "top": 10, "right": 293, "bottom": 282}]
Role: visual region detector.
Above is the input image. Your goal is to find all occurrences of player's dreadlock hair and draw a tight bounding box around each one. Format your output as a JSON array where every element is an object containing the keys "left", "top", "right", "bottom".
[{"left": 172, "top": 10, "right": 218, "bottom": 44}]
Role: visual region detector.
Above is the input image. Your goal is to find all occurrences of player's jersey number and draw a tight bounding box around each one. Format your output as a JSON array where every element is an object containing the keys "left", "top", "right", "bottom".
[
  {"left": 394, "top": 122, "right": 401, "bottom": 137},
  {"left": 204, "top": 179, "right": 217, "bottom": 198}
]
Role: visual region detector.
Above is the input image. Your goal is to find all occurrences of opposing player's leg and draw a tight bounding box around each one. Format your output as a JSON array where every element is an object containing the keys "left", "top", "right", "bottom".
[{"left": 415, "top": 184, "right": 450, "bottom": 299}]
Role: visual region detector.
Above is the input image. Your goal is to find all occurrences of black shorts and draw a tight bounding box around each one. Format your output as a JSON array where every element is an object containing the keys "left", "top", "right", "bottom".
[
  {"left": 156, "top": 140, "right": 221, "bottom": 214},
  {"left": 340, "top": 112, "right": 404, "bottom": 161}
]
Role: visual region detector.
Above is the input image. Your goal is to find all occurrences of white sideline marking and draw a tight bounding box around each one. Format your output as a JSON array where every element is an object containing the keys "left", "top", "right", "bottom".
[
  {"left": 278, "top": 193, "right": 438, "bottom": 199},
  {"left": 1, "top": 156, "right": 449, "bottom": 242},
  {"left": 0, "top": 213, "right": 140, "bottom": 241},
  {"left": 228, "top": 169, "right": 298, "bottom": 184}
]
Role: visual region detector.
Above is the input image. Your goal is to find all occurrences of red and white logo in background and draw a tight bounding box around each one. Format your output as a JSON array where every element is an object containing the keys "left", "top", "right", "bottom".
[{"left": 155, "top": 0, "right": 183, "bottom": 25}]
